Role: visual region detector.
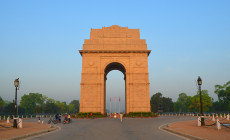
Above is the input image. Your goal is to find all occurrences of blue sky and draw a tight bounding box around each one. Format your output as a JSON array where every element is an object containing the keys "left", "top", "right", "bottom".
[{"left": 0, "top": 0, "right": 230, "bottom": 112}]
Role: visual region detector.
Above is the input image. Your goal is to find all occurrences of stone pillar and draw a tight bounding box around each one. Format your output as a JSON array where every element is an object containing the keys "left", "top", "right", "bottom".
[
  {"left": 216, "top": 119, "right": 221, "bottom": 130},
  {"left": 227, "top": 114, "right": 229, "bottom": 120},
  {"left": 7, "top": 117, "right": 10, "bottom": 123},
  {"left": 212, "top": 114, "right": 215, "bottom": 121},
  {"left": 197, "top": 117, "right": 201, "bottom": 126},
  {"left": 4, "top": 116, "right": 5, "bottom": 120},
  {"left": 18, "top": 118, "right": 23, "bottom": 128}
]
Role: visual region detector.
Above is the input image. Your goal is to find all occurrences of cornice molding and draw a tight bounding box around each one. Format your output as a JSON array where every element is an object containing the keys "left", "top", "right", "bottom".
[{"left": 79, "top": 50, "right": 151, "bottom": 56}]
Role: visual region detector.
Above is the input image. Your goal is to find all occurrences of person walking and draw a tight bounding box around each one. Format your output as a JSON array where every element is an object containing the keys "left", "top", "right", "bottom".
[
  {"left": 120, "top": 113, "right": 123, "bottom": 122},
  {"left": 55, "top": 114, "right": 58, "bottom": 121},
  {"left": 91, "top": 112, "right": 93, "bottom": 119},
  {"left": 68, "top": 114, "right": 71, "bottom": 122},
  {"left": 58, "top": 114, "right": 61, "bottom": 123},
  {"left": 64, "top": 113, "right": 68, "bottom": 121}
]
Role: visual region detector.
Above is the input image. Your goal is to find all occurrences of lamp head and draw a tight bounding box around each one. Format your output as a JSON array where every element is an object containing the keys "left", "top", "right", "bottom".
[
  {"left": 197, "top": 76, "right": 202, "bottom": 86},
  {"left": 14, "top": 78, "right": 19, "bottom": 87}
]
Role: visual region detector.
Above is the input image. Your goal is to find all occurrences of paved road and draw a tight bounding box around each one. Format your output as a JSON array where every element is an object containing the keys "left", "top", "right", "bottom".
[{"left": 27, "top": 116, "right": 196, "bottom": 140}]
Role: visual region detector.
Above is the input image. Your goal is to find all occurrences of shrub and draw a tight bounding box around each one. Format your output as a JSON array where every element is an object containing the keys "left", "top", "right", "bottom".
[
  {"left": 77, "top": 112, "right": 105, "bottom": 118},
  {"left": 125, "top": 112, "right": 153, "bottom": 117},
  {"left": 71, "top": 114, "right": 76, "bottom": 118},
  {"left": 153, "top": 113, "right": 158, "bottom": 117}
]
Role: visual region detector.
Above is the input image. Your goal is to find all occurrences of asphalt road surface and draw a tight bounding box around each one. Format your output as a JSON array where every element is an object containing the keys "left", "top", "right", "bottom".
[{"left": 26, "top": 116, "right": 196, "bottom": 140}]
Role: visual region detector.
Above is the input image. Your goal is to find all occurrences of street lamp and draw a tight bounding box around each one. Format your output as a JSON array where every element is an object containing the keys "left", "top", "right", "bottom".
[
  {"left": 13, "top": 78, "right": 19, "bottom": 128},
  {"left": 197, "top": 76, "right": 205, "bottom": 126}
]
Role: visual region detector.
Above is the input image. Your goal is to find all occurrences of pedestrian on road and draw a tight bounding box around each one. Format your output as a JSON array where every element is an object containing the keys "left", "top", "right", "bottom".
[
  {"left": 120, "top": 113, "right": 123, "bottom": 122},
  {"left": 91, "top": 112, "right": 93, "bottom": 119},
  {"left": 68, "top": 114, "right": 71, "bottom": 122},
  {"left": 38, "top": 116, "right": 40, "bottom": 123},
  {"left": 58, "top": 114, "right": 61, "bottom": 123},
  {"left": 64, "top": 113, "right": 68, "bottom": 121},
  {"left": 55, "top": 114, "right": 58, "bottom": 121}
]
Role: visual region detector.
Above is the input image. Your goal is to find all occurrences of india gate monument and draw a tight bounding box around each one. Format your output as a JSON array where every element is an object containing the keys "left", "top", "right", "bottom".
[{"left": 79, "top": 25, "right": 151, "bottom": 114}]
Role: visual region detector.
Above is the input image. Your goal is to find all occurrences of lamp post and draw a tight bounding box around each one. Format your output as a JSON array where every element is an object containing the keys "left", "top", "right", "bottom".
[
  {"left": 197, "top": 76, "right": 205, "bottom": 126},
  {"left": 13, "top": 78, "right": 19, "bottom": 128}
]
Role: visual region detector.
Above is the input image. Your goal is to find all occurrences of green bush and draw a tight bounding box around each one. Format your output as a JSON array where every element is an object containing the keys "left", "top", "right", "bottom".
[
  {"left": 77, "top": 112, "right": 105, "bottom": 118},
  {"left": 71, "top": 114, "right": 76, "bottom": 118},
  {"left": 125, "top": 112, "right": 154, "bottom": 117}
]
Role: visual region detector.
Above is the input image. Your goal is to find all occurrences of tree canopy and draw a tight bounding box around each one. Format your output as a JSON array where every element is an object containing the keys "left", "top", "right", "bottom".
[
  {"left": 20, "top": 93, "right": 46, "bottom": 114},
  {"left": 173, "top": 90, "right": 212, "bottom": 113},
  {"left": 69, "top": 100, "right": 80, "bottom": 113},
  {"left": 214, "top": 81, "right": 230, "bottom": 111},
  {"left": 174, "top": 93, "right": 190, "bottom": 112},
  {"left": 0, "top": 96, "right": 5, "bottom": 111},
  {"left": 189, "top": 90, "right": 212, "bottom": 112},
  {"left": 150, "top": 92, "right": 174, "bottom": 113},
  {"left": 19, "top": 93, "right": 80, "bottom": 114}
]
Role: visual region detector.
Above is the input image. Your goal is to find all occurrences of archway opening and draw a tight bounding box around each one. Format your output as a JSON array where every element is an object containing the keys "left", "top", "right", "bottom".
[{"left": 104, "top": 62, "right": 126, "bottom": 114}]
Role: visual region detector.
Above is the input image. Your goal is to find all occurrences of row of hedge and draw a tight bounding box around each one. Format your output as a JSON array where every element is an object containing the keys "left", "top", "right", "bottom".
[
  {"left": 74, "top": 112, "right": 158, "bottom": 118},
  {"left": 125, "top": 112, "right": 158, "bottom": 117},
  {"left": 77, "top": 112, "right": 105, "bottom": 118}
]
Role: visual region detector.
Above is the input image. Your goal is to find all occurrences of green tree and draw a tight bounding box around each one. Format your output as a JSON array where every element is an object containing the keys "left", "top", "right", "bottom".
[
  {"left": 162, "top": 97, "right": 174, "bottom": 112},
  {"left": 0, "top": 96, "right": 5, "bottom": 112},
  {"left": 174, "top": 93, "right": 188, "bottom": 112},
  {"left": 69, "top": 100, "right": 80, "bottom": 113},
  {"left": 185, "top": 96, "right": 192, "bottom": 112},
  {"left": 190, "top": 94, "right": 200, "bottom": 112},
  {"left": 55, "top": 101, "right": 68, "bottom": 113},
  {"left": 3, "top": 101, "right": 14, "bottom": 114},
  {"left": 150, "top": 93, "right": 173, "bottom": 112},
  {"left": 150, "top": 92, "right": 162, "bottom": 112},
  {"left": 189, "top": 90, "right": 212, "bottom": 112},
  {"left": 44, "top": 98, "right": 59, "bottom": 114},
  {"left": 215, "top": 81, "right": 230, "bottom": 111},
  {"left": 20, "top": 93, "right": 46, "bottom": 114}
]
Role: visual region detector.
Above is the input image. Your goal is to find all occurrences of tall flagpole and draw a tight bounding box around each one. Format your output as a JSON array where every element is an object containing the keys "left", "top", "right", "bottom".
[
  {"left": 114, "top": 97, "right": 116, "bottom": 113},
  {"left": 119, "top": 97, "right": 120, "bottom": 114},
  {"left": 110, "top": 97, "right": 111, "bottom": 115}
]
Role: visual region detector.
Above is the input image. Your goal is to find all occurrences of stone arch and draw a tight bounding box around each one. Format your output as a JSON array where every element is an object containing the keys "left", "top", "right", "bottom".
[
  {"left": 104, "top": 62, "right": 126, "bottom": 79},
  {"left": 104, "top": 62, "right": 127, "bottom": 113}
]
